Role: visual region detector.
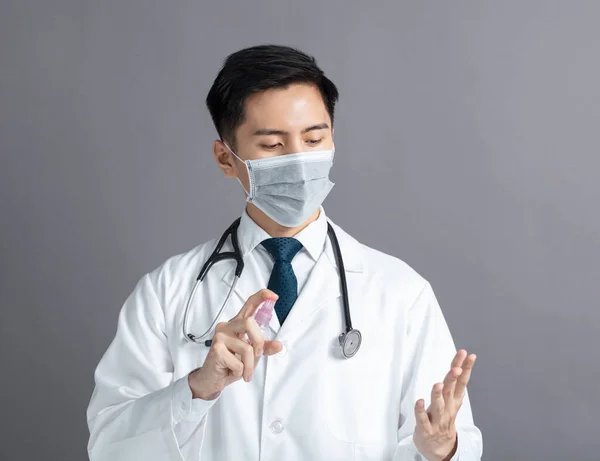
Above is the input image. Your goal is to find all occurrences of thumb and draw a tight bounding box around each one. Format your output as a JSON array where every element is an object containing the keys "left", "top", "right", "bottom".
[{"left": 263, "top": 340, "right": 283, "bottom": 356}]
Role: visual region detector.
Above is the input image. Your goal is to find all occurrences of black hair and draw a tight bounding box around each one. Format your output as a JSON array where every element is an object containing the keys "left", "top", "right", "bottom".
[{"left": 206, "top": 44, "right": 339, "bottom": 147}]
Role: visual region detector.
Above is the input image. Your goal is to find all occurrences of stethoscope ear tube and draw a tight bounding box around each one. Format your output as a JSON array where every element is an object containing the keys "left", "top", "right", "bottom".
[
  {"left": 184, "top": 218, "right": 244, "bottom": 344},
  {"left": 182, "top": 274, "right": 241, "bottom": 344},
  {"left": 198, "top": 218, "right": 243, "bottom": 281}
]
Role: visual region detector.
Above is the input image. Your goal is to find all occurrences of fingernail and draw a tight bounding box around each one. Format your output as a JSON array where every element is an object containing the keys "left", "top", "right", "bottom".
[
  {"left": 257, "top": 348, "right": 263, "bottom": 357},
  {"left": 249, "top": 373, "right": 253, "bottom": 381}
]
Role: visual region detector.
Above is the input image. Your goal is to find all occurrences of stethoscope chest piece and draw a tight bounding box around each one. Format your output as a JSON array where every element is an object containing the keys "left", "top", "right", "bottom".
[{"left": 339, "top": 329, "right": 362, "bottom": 358}]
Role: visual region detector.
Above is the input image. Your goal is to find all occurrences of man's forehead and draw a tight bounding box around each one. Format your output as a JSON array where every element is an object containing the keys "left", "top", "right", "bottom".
[{"left": 242, "top": 85, "right": 329, "bottom": 124}]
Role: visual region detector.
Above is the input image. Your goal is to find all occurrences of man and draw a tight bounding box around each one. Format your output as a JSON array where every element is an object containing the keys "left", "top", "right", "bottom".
[{"left": 87, "top": 45, "right": 483, "bottom": 461}]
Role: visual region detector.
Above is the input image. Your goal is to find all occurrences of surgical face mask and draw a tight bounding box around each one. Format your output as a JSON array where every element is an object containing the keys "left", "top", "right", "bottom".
[{"left": 225, "top": 143, "right": 335, "bottom": 227}]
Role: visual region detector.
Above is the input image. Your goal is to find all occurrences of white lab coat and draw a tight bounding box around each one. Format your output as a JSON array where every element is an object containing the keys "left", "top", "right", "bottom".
[{"left": 87, "top": 219, "right": 483, "bottom": 461}]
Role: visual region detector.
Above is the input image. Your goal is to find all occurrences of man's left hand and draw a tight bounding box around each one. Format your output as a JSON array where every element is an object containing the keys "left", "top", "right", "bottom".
[{"left": 413, "top": 349, "right": 477, "bottom": 461}]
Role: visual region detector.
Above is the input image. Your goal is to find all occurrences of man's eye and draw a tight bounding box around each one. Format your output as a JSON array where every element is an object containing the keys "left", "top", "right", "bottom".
[
  {"left": 307, "top": 138, "right": 323, "bottom": 145},
  {"left": 261, "top": 143, "right": 280, "bottom": 150}
]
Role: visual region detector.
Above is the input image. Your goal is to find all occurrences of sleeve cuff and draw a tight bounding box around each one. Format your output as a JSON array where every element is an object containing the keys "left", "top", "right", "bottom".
[
  {"left": 448, "top": 428, "right": 481, "bottom": 461},
  {"left": 171, "top": 375, "right": 220, "bottom": 425}
]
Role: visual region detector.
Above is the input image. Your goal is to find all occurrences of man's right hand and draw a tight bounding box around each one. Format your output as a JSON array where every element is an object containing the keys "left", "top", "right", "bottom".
[{"left": 188, "top": 289, "right": 282, "bottom": 400}]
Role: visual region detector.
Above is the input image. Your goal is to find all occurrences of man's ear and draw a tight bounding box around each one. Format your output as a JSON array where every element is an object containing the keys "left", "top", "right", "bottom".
[{"left": 213, "top": 140, "right": 237, "bottom": 178}]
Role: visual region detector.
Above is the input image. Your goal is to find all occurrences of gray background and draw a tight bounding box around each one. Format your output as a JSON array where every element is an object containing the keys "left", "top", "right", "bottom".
[{"left": 1, "top": 1, "right": 598, "bottom": 460}]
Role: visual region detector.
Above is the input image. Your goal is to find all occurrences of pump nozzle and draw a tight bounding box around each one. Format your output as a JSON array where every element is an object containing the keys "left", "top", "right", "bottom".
[{"left": 254, "top": 298, "right": 275, "bottom": 328}]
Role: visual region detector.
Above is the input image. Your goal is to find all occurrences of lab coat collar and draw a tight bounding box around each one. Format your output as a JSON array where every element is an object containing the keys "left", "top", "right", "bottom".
[
  {"left": 236, "top": 206, "right": 328, "bottom": 262},
  {"left": 237, "top": 209, "right": 271, "bottom": 257},
  {"left": 293, "top": 206, "right": 328, "bottom": 262},
  {"left": 220, "top": 210, "right": 364, "bottom": 335},
  {"left": 232, "top": 206, "right": 365, "bottom": 279},
  {"left": 323, "top": 219, "right": 364, "bottom": 273}
]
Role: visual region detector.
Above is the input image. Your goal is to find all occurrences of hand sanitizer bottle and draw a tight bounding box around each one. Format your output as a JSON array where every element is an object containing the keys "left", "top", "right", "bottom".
[{"left": 253, "top": 298, "right": 275, "bottom": 341}]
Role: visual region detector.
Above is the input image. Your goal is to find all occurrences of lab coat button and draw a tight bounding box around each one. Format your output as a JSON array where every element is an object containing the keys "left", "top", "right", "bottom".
[
  {"left": 276, "top": 345, "right": 287, "bottom": 357},
  {"left": 269, "top": 421, "right": 284, "bottom": 434}
]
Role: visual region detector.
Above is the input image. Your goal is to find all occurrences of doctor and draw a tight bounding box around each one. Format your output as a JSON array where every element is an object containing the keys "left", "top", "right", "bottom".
[{"left": 87, "top": 45, "right": 483, "bottom": 461}]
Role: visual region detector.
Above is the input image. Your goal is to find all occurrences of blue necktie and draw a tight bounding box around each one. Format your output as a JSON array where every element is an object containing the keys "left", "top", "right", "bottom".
[{"left": 261, "top": 238, "right": 303, "bottom": 325}]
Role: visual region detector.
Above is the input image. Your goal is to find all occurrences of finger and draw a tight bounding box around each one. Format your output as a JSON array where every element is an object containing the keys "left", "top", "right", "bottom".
[
  {"left": 251, "top": 340, "right": 283, "bottom": 370},
  {"left": 455, "top": 353, "right": 477, "bottom": 400},
  {"left": 233, "top": 289, "right": 278, "bottom": 320},
  {"left": 213, "top": 342, "right": 244, "bottom": 379},
  {"left": 442, "top": 367, "right": 463, "bottom": 408},
  {"left": 263, "top": 340, "right": 283, "bottom": 356},
  {"left": 220, "top": 334, "right": 256, "bottom": 382},
  {"left": 225, "top": 317, "right": 265, "bottom": 357},
  {"left": 428, "top": 383, "right": 445, "bottom": 424},
  {"left": 414, "top": 399, "right": 432, "bottom": 433},
  {"left": 451, "top": 349, "right": 468, "bottom": 369}
]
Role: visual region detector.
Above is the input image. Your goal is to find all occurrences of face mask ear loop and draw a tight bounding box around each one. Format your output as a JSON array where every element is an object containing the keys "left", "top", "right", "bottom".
[{"left": 223, "top": 141, "right": 251, "bottom": 197}]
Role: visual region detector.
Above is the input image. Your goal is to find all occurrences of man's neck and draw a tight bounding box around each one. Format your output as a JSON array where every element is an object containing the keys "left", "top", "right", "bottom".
[{"left": 246, "top": 203, "right": 320, "bottom": 238}]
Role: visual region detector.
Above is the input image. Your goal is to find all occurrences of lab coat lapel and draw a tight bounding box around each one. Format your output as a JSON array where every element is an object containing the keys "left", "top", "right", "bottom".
[{"left": 275, "top": 250, "right": 340, "bottom": 339}]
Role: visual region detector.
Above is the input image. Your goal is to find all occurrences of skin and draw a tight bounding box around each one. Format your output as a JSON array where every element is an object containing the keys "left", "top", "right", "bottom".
[
  {"left": 413, "top": 350, "right": 477, "bottom": 461},
  {"left": 213, "top": 82, "right": 334, "bottom": 237},
  {"left": 188, "top": 83, "right": 477, "bottom": 460}
]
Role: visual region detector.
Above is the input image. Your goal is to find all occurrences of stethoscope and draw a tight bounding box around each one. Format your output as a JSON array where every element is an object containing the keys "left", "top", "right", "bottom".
[{"left": 182, "top": 218, "right": 362, "bottom": 358}]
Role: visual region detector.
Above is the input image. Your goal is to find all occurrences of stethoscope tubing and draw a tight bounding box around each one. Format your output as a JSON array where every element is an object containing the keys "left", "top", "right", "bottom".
[{"left": 181, "top": 218, "right": 361, "bottom": 358}]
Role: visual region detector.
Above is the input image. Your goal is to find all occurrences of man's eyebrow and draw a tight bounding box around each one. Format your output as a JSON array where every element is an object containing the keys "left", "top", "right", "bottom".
[
  {"left": 301, "top": 123, "right": 329, "bottom": 134},
  {"left": 252, "top": 123, "right": 330, "bottom": 136},
  {"left": 253, "top": 128, "right": 288, "bottom": 136}
]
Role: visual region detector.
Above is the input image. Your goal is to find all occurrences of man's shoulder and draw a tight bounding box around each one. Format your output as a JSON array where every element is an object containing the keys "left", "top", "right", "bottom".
[
  {"left": 145, "top": 236, "right": 220, "bottom": 290},
  {"left": 328, "top": 220, "right": 428, "bottom": 289},
  {"left": 361, "top": 242, "right": 428, "bottom": 295}
]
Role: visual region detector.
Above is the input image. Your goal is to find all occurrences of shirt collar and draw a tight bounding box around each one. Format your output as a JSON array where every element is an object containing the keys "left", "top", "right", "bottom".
[{"left": 237, "top": 206, "right": 329, "bottom": 261}]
